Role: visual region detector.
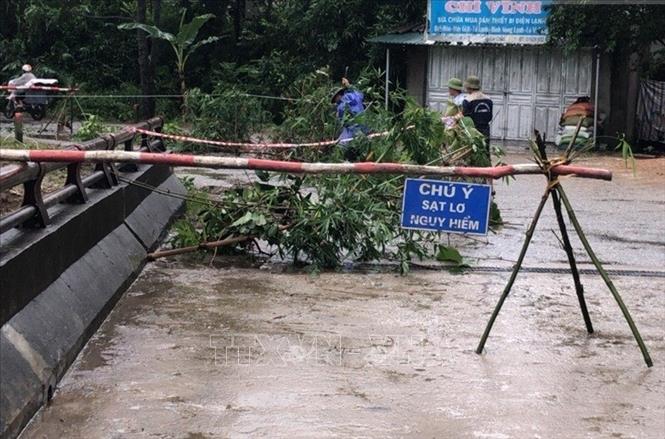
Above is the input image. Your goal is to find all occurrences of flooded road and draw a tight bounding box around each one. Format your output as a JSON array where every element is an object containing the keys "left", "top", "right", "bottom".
[{"left": 20, "top": 152, "right": 665, "bottom": 438}]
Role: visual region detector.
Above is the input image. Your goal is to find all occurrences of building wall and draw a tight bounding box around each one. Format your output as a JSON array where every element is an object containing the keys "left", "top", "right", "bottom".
[
  {"left": 405, "top": 47, "right": 428, "bottom": 106},
  {"left": 425, "top": 45, "right": 593, "bottom": 143}
]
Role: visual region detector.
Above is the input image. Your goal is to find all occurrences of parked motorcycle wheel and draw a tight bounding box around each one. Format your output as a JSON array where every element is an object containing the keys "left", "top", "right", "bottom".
[
  {"left": 3, "top": 102, "right": 15, "bottom": 120},
  {"left": 30, "top": 105, "right": 46, "bottom": 121}
]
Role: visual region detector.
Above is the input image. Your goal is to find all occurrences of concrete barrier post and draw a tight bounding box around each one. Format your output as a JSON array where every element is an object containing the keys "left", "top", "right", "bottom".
[{"left": 14, "top": 106, "right": 24, "bottom": 143}]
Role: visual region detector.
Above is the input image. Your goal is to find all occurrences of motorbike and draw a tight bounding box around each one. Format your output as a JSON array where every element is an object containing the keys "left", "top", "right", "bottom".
[
  {"left": 3, "top": 79, "right": 58, "bottom": 121},
  {"left": 4, "top": 94, "right": 47, "bottom": 121}
]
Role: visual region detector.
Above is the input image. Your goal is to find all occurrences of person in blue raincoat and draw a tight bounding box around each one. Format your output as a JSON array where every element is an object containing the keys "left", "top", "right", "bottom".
[{"left": 332, "top": 78, "right": 368, "bottom": 146}]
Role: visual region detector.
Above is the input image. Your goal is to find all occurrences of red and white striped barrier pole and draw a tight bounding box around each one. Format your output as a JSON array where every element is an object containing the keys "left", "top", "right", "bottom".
[
  {"left": 0, "top": 149, "right": 613, "bottom": 181},
  {"left": 0, "top": 85, "right": 78, "bottom": 92}
]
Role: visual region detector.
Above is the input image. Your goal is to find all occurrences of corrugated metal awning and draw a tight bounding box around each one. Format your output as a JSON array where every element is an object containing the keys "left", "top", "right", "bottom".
[
  {"left": 368, "top": 33, "right": 430, "bottom": 46},
  {"left": 368, "top": 32, "right": 547, "bottom": 47}
]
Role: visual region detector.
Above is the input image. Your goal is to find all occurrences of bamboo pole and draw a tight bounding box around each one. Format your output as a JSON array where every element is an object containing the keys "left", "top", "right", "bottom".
[
  {"left": 476, "top": 187, "right": 551, "bottom": 354},
  {"left": 564, "top": 118, "right": 585, "bottom": 159},
  {"left": 556, "top": 185, "right": 653, "bottom": 367},
  {"left": 550, "top": 188, "right": 594, "bottom": 333},
  {"left": 534, "top": 132, "right": 593, "bottom": 334},
  {"left": 0, "top": 149, "right": 614, "bottom": 181}
]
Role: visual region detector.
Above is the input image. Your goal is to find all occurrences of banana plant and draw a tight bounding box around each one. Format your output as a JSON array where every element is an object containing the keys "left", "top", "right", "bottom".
[{"left": 119, "top": 10, "right": 219, "bottom": 113}]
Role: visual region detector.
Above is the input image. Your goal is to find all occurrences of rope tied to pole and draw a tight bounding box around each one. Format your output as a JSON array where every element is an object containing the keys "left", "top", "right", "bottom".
[{"left": 131, "top": 127, "right": 395, "bottom": 150}]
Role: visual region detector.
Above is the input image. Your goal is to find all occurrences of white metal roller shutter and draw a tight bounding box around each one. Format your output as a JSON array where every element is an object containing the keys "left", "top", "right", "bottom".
[{"left": 427, "top": 46, "right": 592, "bottom": 143}]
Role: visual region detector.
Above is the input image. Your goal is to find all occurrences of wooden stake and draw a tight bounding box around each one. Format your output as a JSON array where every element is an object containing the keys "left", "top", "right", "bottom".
[
  {"left": 14, "top": 110, "right": 24, "bottom": 143},
  {"left": 555, "top": 186, "right": 652, "bottom": 367}
]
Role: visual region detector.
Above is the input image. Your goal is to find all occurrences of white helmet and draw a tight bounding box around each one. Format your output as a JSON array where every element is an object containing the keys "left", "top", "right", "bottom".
[{"left": 22, "top": 64, "right": 32, "bottom": 72}]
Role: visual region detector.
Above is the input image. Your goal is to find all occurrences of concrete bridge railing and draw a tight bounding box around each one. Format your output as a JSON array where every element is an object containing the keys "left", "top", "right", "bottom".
[
  {"left": 0, "top": 117, "right": 164, "bottom": 234},
  {"left": 0, "top": 118, "right": 186, "bottom": 439}
]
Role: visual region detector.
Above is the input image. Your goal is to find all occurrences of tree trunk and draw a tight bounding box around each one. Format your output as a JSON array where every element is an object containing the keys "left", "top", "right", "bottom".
[
  {"left": 607, "top": 42, "right": 645, "bottom": 143},
  {"left": 145, "top": 0, "right": 161, "bottom": 117},
  {"left": 233, "top": 0, "right": 246, "bottom": 43},
  {"left": 136, "top": 0, "right": 153, "bottom": 120},
  {"left": 179, "top": 68, "right": 188, "bottom": 117}
]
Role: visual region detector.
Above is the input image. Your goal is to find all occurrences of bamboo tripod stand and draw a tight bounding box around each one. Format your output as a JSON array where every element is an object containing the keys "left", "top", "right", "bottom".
[{"left": 475, "top": 135, "right": 652, "bottom": 367}]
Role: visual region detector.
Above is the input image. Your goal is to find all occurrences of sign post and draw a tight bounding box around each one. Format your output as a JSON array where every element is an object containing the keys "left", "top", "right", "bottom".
[{"left": 401, "top": 178, "right": 492, "bottom": 236}]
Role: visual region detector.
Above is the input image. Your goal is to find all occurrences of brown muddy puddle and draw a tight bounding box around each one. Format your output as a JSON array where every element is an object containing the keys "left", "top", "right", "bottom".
[
  {"left": 18, "top": 152, "right": 665, "bottom": 438},
  {"left": 19, "top": 263, "right": 665, "bottom": 438}
]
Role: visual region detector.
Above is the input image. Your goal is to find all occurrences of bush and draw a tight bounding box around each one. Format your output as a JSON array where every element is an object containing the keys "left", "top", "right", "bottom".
[
  {"left": 75, "top": 83, "right": 141, "bottom": 122},
  {"left": 73, "top": 114, "right": 109, "bottom": 141},
  {"left": 185, "top": 85, "right": 269, "bottom": 151}
]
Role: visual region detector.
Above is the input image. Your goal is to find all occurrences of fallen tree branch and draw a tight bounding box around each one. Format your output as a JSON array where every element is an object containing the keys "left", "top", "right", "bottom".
[
  {"left": 147, "top": 224, "right": 291, "bottom": 261},
  {"left": 147, "top": 235, "right": 250, "bottom": 260}
]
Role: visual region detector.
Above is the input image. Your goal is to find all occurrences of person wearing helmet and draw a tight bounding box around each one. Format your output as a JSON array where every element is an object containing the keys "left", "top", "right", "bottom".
[
  {"left": 7, "top": 64, "right": 37, "bottom": 105},
  {"left": 442, "top": 77, "right": 467, "bottom": 128},
  {"left": 10, "top": 64, "right": 37, "bottom": 87},
  {"left": 332, "top": 77, "right": 368, "bottom": 147}
]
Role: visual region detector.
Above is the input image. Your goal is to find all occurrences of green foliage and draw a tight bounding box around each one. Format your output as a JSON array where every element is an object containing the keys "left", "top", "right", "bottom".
[
  {"left": 172, "top": 72, "right": 505, "bottom": 274},
  {"left": 547, "top": 3, "right": 665, "bottom": 53},
  {"left": 118, "top": 9, "right": 219, "bottom": 107},
  {"left": 186, "top": 86, "right": 268, "bottom": 149},
  {"left": 397, "top": 101, "right": 447, "bottom": 165},
  {"left": 175, "top": 170, "right": 438, "bottom": 274},
  {"left": 2, "top": 1, "right": 427, "bottom": 124},
  {"left": 161, "top": 120, "right": 189, "bottom": 151},
  {"left": 118, "top": 10, "right": 219, "bottom": 69},
  {"left": 76, "top": 83, "right": 141, "bottom": 121},
  {"left": 490, "top": 201, "right": 503, "bottom": 226},
  {"left": 238, "top": 0, "right": 425, "bottom": 79},
  {"left": 436, "top": 246, "right": 462, "bottom": 264},
  {"left": 170, "top": 176, "right": 214, "bottom": 248},
  {"left": 277, "top": 69, "right": 340, "bottom": 145},
  {"left": 73, "top": 114, "right": 109, "bottom": 141},
  {"left": 616, "top": 134, "right": 637, "bottom": 176},
  {"left": 276, "top": 68, "right": 500, "bottom": 168},
  {"left": 1, "top": 1, "right": 137, "bottom": 90}
]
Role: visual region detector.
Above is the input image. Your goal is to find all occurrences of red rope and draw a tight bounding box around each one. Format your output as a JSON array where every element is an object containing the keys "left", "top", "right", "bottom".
[{"left": 133, "top": 127, "right": 392, "bottom": 150}]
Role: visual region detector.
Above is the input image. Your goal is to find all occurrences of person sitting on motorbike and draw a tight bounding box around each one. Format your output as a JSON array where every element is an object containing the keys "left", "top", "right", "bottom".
[
  {"left": 7, "top": 64, "right": 37, "bottom": 101},
  {"left": 11, "top": 64, "right": 37, "bottom": 87}
]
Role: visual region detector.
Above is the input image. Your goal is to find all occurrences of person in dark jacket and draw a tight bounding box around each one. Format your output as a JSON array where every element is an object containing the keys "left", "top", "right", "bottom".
[{"left": 462, "top": 75, "right": 493, "bottom": 160}]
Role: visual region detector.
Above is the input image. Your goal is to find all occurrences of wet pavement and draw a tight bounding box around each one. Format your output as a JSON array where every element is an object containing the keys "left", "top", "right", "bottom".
[{"left": 19, "top": 151, "right": 665, "bottom": 438}]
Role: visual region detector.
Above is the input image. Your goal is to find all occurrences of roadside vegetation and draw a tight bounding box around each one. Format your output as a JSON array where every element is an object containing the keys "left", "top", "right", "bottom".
[
  {"left": 169, "top": 70, "right": 503, "bottom": 273},
  {"left": 0, "top": 1, "right": 655, "bottom": 270}
]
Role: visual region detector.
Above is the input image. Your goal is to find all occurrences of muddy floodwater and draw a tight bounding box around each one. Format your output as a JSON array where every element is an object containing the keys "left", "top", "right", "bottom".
[{"left": 20, "top": 152, "right": 665, "bottom": 438}]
